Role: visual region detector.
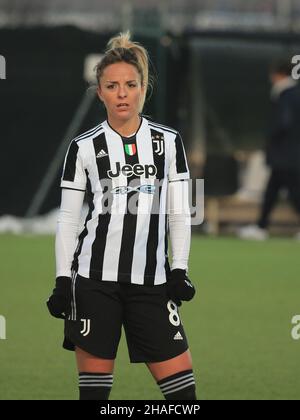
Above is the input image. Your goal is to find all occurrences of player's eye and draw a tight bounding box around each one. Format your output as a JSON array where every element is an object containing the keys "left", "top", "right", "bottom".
[
  {"left": 106, "top": 84, "right": 115, "bottom": 89},
  {"left": 128, "top": 83, "right": 137, "bottom": 88}
]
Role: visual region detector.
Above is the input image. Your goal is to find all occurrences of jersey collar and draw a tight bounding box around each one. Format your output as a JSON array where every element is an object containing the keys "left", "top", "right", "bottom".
[{"left": 103, "top": 116, "right": 146, "bottom": 139}]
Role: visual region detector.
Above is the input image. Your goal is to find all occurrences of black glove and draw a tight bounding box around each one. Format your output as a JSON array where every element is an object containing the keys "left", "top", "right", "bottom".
[
  {"left": 167, "top": 269, "right": 196, "bottom": 306},
  {"left": 46, "top": 276, "right": 71, "bottom": 319}
]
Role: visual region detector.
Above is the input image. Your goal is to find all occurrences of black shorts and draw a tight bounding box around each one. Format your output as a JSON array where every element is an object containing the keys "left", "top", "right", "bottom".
[{"left": 63, "top": 274, "right": 189, "bottom": 363}]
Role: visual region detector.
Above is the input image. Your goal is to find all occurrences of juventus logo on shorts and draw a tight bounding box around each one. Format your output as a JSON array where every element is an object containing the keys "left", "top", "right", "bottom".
[
  {"left": 80, "top": 319, "right": 91, "bottom": 336},
  {"left": 152, "top": 135, "right": 164, "bottom": 156}
]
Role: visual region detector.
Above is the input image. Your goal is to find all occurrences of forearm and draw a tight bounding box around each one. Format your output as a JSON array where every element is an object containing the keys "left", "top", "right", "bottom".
[
  {"left": 167, "top": 180, "right": 191, "bottom": 271},
  {"left": 55, "top": 188, "right": 85, "bottom": 277}
]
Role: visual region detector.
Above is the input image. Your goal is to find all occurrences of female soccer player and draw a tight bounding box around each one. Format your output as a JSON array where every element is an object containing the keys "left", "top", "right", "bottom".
[{"left": 47, "top": 32, "right": 196, "bottom": 400}]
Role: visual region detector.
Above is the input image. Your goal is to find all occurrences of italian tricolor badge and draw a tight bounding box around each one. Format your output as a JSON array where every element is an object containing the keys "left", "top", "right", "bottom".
[{"left": 124, "top": 144, "right": 137, "bottom": 156}]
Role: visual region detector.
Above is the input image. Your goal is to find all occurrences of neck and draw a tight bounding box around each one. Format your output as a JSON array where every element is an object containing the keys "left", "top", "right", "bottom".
[{"left": 107, "top": 115, "right": 141, "bottom": 137}]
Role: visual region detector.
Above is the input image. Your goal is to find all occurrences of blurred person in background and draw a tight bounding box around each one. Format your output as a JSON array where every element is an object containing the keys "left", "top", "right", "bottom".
[
  {"left": 239, "top": 59, "right": 300, "bottom": 240},
  {"left": 46, "top": 31, "right": 196, "bottom": 400}
]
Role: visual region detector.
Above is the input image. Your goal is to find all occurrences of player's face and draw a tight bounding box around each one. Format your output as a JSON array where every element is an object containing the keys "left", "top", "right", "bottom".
[{"left": 97, "top": 62, "right": 144, "bottom": 123}]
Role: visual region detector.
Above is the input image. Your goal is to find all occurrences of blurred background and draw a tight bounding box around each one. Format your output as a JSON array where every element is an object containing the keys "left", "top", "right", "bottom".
[
  {"left": 0, "top": 0, "right": 300, "bottom": 235},
  {"left": 0, "top": 0, "right": 300, "bottom": 401}
]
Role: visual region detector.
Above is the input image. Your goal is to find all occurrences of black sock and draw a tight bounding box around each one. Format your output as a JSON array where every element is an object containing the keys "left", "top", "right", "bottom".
[
  {"left": 79, "top": 372, "right": 113, "bottom": 400},
  {"left": 157, "top": 369, "right": 197, "bottom": 400}
]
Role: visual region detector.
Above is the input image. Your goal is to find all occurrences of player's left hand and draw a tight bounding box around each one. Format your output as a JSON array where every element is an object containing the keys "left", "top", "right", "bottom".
[{"left": 166, "top": 269, "right": 196, "bottom": 306}]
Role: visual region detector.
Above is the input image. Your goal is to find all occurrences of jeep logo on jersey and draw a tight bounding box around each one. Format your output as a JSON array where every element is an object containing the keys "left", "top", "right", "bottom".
[{"left": 107, "top": 162, "right": 157, "bottom": 178}]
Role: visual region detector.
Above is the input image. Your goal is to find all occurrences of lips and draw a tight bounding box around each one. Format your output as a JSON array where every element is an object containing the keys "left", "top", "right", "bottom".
[{"left": 117, "top": 103, "right": 129, "bottom": 108}]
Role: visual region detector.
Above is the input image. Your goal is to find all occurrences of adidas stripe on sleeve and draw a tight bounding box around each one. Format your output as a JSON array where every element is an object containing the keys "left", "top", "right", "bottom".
[
  {"left": 168, "top": 131, "right": 189, "bottom": 182},
  {"left": 61, "top": 138, "right": 87, "bottom": 192}
]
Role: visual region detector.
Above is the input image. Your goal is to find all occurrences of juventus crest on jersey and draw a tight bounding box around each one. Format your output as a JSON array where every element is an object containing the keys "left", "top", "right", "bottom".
[{"left": 61, "top": 117, "right": 190, "bottom": 286}]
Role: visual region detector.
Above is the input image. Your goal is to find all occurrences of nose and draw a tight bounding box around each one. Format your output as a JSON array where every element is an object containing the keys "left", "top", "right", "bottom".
[{"left": 118, "top": 85, "right": 127, "bottom": 98}]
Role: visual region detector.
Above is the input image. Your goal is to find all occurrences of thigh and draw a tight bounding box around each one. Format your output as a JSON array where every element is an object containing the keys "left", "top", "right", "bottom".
[
  {"left": 64, "top": 275, "right": 123, "bottom": 360},
  {"left": 75, "top": 346, "right": 115, "bottom": 373},
  {"left": 147, "top": 349, "right": 193, "bottom": 382},
  {"left": 123, "top": 284, "right": 189, "bottom": 364}
]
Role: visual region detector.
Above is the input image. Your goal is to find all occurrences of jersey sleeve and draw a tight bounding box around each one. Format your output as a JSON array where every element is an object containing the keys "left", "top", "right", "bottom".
[
  {"left": 168, "top": 132, "right": 190, "bottom": 182},
  {"left": 60, "top": 140, "right": 87, "bottom": 191},
  {"left": 56, "top": 188, "right": 85, "bottom": 277},
  {"left": 167, "top": 180, "right": 191, "bottom": 270}
]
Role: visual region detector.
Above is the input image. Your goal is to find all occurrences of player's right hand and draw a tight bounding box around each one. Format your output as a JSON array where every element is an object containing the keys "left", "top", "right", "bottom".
[{"left": 46, "top": 276, "right": 71, "bottom": 319}]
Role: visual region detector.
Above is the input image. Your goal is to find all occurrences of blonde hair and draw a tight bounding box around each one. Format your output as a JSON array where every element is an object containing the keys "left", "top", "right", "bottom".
[{"left": 96, "top": 31, "right": 152, "bottom": 112}]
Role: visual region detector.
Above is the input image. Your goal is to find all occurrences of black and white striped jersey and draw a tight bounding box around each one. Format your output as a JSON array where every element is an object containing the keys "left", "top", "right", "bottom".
[{"left": 60, "top": 117, "right": 190, "bottom": 286}]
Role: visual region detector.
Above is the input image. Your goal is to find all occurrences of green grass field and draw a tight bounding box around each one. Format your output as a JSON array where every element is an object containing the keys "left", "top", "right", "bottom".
[{"left": 0, "top": 234, "right": 299, "bottom": 400}]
